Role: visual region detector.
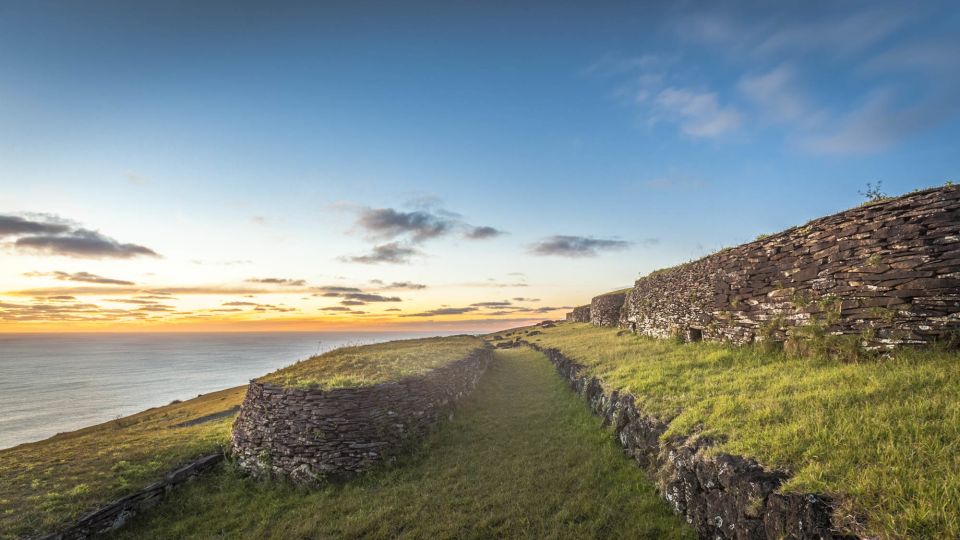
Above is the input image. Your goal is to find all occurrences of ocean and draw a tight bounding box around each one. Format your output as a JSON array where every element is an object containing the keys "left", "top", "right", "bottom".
[{"left": 0, "top": 331, "right": 457, "bottom": 450}]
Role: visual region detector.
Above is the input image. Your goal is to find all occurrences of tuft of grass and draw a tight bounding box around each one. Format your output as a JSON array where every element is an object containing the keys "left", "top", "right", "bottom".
[
  {"left": 518, "top": 322, "right": 960, "bottom": 539},
  {"left": 110, "top": 349, "right": 693, "bottom": 539},
  {"left": 0, "top": 386, "right": 246, "bottom": 540},
  {"left": 257, "top": 335, "right": 483, "bottom": 389}
]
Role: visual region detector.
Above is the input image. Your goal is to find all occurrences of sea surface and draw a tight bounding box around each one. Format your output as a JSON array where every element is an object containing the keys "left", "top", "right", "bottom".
[{"left": 0, "top": 331, "right": 457, "bottom": 450}]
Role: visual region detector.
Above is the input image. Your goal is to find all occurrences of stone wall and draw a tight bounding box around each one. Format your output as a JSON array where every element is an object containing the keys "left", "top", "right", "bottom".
[
  {"left": 40, "top": 454, "right": 222, "bottom": 540},
  {"left": 622, "top": 185, "right": 960, "bottom": 348},
  {"left": 568, "top": 304, "right": 591, "bottom": 323},
  {"left": 590, "top": 291, "right": 627, "bottom": 327},
  {"left": 528, "top": 342, "right": 854, "bottom": 539},
  {"left": 231, "top": 347, "right": 492, "bottom": 486}
]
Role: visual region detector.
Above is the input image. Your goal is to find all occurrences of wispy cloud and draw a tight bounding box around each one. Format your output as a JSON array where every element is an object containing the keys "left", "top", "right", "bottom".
[
  {"left": 14, "top": 229, "right": 159, "bottom": 259},
  {"left": 245, "top": 277, "right": 307, "bottom": 286},
  {"left": 4, "top": 285, "right": 306, "bottom": 297},
  {"left": 356, "top": 207, "right": 454, "bottom": 243},
  {"left": 342, "top": 242, "right": 421, "bottom": 264},
  {"left": 352, "top": 205, "right": 504, "bottom": 242},
  {"left": 374, "top": 281, "right": 427, "bottom": 290},
  {"left": 738, "top": 64, "right": 820, "bottom": 125},
  {"left": 399, "top": 307, "right": 478, "bottom": 317},
  {"left": 24, "top": 270, "right": 135, "bottom": 286},
  {"left": 679, "top": 6, "right": 913, "bottom": 60},
  {"left": 470, "top": 301, "right": 513, "bottom": 307},
  {"left": 595, "top": 4, "right": 956, "bottom": 153},
  {"left": 799, "top": 89, "right": 948, "bottom": 155},
  {"left": 653, "top": 87, "right": 742, "bottom": 138},
  {"left": 340, "top": 293, "right": 401, "bottom": 302},
  {"left": 315, "top": 285, "right": 363, "bottom": 294},
  {"left": 0, "top": 215, "right": 70, "bottom": 237},
  {"left": 465, "top": 226, "right": 505, "bottom": 240},
  {"left": 529, "top": 235, "right": 631, "bottom": 258},
  {"left": 1, "top": 214, "right": 159, "bottom": 259}
]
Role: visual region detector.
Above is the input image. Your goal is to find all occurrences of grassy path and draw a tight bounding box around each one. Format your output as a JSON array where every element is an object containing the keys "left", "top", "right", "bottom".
[{"left": 112, "top": 348, "right": 692, "bottom": 539}]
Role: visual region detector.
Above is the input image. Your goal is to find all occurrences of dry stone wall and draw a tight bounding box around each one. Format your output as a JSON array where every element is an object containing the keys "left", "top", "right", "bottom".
[
  {"left": 567, "top": 305, "right": 591, "bottom": 323},
  {"left": 622, "top": 185, "right": 960, "bottom": 348},
  {"left": 528, "top": 342, "right": 854, "bottom": 539},
  {"left": 590, "top": 291, "right": 627, "bottom": 327},
  {"left": 231, "top": 347, "right": 492, "bottom": 486},
  {"left": 39, "top": 454, "right": 222, "bottom": 540}
]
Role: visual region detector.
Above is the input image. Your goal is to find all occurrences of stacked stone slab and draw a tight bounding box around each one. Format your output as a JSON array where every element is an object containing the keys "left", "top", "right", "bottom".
[
  {"left": 40, "top": 454, "right": 222, "bottom": 540},
  {"left": 567, "top": 305, "right": 591, "bottom": 323},
  {"left": 622, "top": 185, "right": 960, "bottom": 347},
  {"left": 590, "top": 291, "right": 627, "bottom": 327},
  {"left": 231, "top": 347, "right": 492, "bottom": 486},
  {"left": 528, "top": 342, "right": 852, "bottom": 539}
]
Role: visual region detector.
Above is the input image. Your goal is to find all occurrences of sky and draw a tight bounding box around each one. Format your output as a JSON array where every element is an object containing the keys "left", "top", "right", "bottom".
[{"left": 1, "top": 0, "right": 958, "bottom": 332}]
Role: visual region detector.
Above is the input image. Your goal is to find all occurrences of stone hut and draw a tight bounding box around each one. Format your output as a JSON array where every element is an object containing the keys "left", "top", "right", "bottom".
[
  {"left": 621, "top": 184, "right": 960, "bottom": 348},
  {"left": 590, "top": 290, "right": 627, "bottom": 327}
]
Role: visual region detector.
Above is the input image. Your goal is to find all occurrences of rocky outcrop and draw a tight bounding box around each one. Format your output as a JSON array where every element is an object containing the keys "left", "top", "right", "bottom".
[
  {"left": 528, "top": 342, "right": 855, "bottom": 539},
  {"left": 622, "top": 185, "right": 960, "bottom": 348},
  {"left": 590, "top": 291, "right": 627, "bottom": 327},
  {"left": 231, "top": 347, "right": 492, "bottom": 486},
  {"left": 39, "top": 454, "right": 222, "bottom": 540},
  {"left": 567, "top": 305, "right": 591, "bottom": 323}
]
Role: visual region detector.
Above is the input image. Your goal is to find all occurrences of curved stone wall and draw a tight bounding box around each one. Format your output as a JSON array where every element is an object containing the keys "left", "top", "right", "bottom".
[
  {"left": 231, "top": 347, "right": 492, "bottom": 485},
  {"left": 590, "top": 291, "right": 626, "bottom": 327},
  {"left": 622, "top": 185, "right": 960, "bottom": 347}
]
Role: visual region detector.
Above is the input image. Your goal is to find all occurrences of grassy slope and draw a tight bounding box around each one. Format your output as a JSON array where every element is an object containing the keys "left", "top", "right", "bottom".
[
  {"left": 502, "top": 323, "right": 960, "bottom": 539},
  {"left": 111, "top": 348, "right": 693, "bottom": 539},
  {"left": 258, "top": 335, "right": 482, "bottom": 389},
  {"left": 1, "top": 336, "right": 480, "bottom": 538},
  {"left": 0, "top": 386, "right": 245, "bottom": 540}
]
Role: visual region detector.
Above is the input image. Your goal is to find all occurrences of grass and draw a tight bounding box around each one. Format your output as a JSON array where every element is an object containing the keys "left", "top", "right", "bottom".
[
  {"left": 257, "top": 335, "right": 483, "bottom": 389},
  {"left": 0, "top": 336, "right": 480, "bottom": 538},
  {"left": 497, "top": 322, "right": 960, "bottom": 539},
  {"left": 0, "top": 386, "right": 246, "bottom": 540},
  {"left": 110, "top": 348, "right": 693, "bottom": 539}
]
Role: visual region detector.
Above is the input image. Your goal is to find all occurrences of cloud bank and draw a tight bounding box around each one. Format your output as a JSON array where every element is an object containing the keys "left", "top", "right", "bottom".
[
  {"left": 529, "top": 235, "right": 631, "bottom": 258},
  {"left": 1, "top": 214, "right": 159, "bottom": 259}
]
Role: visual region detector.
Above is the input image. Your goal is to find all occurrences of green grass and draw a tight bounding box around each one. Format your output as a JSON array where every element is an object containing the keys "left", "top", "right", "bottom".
[
  {"left": 499, "top": 322, "right": 960, "bottom": 539},
  {"left": 110, "top": 348, "right": 693, "bottom": 539},
  {"left": 0, "top": 386, "right": 246, "bottom": 540},
  {"left": 257, "top": 335, "right": 483, "bottom": 389}
]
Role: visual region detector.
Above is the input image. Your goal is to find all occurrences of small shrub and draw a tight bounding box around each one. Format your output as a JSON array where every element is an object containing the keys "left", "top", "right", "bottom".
[{"left": 859, "top": 181, "right": 890, "bottom": 204}]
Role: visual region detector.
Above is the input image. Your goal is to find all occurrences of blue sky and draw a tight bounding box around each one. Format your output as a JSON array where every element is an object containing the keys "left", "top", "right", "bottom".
[{"left": 1, "top": 1, "right": 958, "bottom": 331}]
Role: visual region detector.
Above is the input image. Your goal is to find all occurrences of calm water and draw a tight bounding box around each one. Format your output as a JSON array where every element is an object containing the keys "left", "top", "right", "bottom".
[{"left": 0, "top": 331, "right": 455, "bottom": 450}]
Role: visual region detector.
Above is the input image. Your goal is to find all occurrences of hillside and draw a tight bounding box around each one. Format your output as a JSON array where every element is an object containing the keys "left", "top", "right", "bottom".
[
  {"left": 109, "top": 348, "right": 692, "bottom": 538},
  {"left": 0, "top": 386, "right": 245, "bottom": 539},
  {"left": 497, "top": 323, "right": 960, "bottom": 539}
]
